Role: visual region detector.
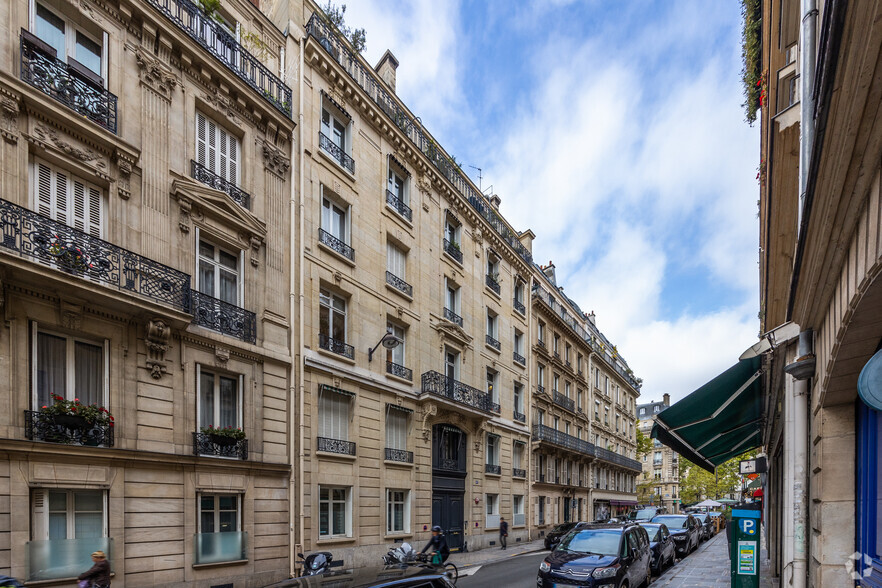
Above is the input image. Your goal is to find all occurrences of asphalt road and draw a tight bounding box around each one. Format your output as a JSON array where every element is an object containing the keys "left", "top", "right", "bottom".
[{"left": 457, "top": 551, "right": 546, "bottom": 588}]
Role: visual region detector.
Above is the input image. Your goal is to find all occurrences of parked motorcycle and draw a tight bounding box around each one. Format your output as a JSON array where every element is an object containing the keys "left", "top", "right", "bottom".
[
  {"left": 383, "top": 542, "right": 417, "bottom": 565},
  {"left": 297, "top": 551, "right": 334, "bottom": 576}
]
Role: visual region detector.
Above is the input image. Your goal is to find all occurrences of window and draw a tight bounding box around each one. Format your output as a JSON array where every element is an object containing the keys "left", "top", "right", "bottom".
[
  {"left": 198, "top": 368, "right": 241, "bottom": 430},
  {"left": 565, "top": 381, "right": 571, "bottom": 399},
  {"left": 553, "top": 416, "right": 559, "bottom": 430},
  {"left": 386, "top": 489, "right": 409, "bottom": 534},
  {"left": 538, "top": 322, "right": 546, "bottom": 344},
  {"left": 513, "top": 382, "right": 523, "bottom": 414},
  {"left": 444, "top": 218, "right": 460, "bottom": 247},
  {"left": 34, "top": 3, "right": 104, "bottom": 78},
  {"left": 319, "top": 288, "right": 347, "bottom": 343},
  {"left": 594, "top": 368, "right": 601, "bottom": 388},
  {"left": 486, "top": 310, "right": 498, "bottom": 340},
  {"left": 538, "top": 495, "right": 545, "bottom": 525},
  {"left": 486, "top": 434, "right": 500, "bottom": 467},
  {"left": 319, "top": 388, "right": 350, "bottom": 442},
  {"left": 536, "top": 409, "right": 545, "bottom": 427},
  {"left": 319, "top": 486, "right": 350, "bottom": 537},
  {"left": 577, "top": 354, "right": 583, "bottom": 372},
  {"left": 444, "top": 346, "right": 460, "bottom": 381},
  {"left": 513, "top": 495, "right": 524, "bottom": 524},
  {"left": 565, "top": 344, "right": 571, "bottom": 363},
  {"left": 386, "top": 242, "right": 407, "bottom": 284},
  {"left": 387, "top": 161, "right": 409, "bottom": 208},
  {"left": 553, "top": 373, "right": 560, "bottom": 393},
  {"left": 604, "top": 376, "right": 610, "bottom": 395},
  {"left": 444, "top": 278, "right": 461, "bottom": 316},
  {"left": 200, "top": 494, "right": 240, "bottom": 533},
  {"left": 653, "top": 451, "right": 663, "bottom": 465},
  {"left": 537, "top": 364, "right": 545, "bottom": 391},
  {"left": 386, "top": 322, "right": 406, "bottom": 367},
  {"left": 578, "top": 389, "right": 583, "bottom": 410},
  {"left": 513, "top": 442, "right": 523, "bottom": 469},
  {"left": 553, "top": 334, "right": 560, "bottom": 354},
  {"left": 514, "top": 330, "right": 524, "bottom": 356},
  {"left": 32, "top": 158, "right": 104, "bottom": 237},
  {"left": 32, "top": 489, "right": 105, "bottom": 541},
  {"left": 486, "top": 493, "right": 499, "bottom": 516},
  {"left": 486, "top": 368, "right": 499, "bottom": 403},
  {"left": 320, "top": 98, "right": 351, "bottom": 167},
  {"left": 33, "top": 326, "right": 106, "bottom": 410},
  {"left": 196, "top": 112, "right": 240, "bottom": 186},
  {"left": 514, "top": 281, "right": 525, "bottom": 311},
  {"left": 385, "top": 406, "right": 408, "bottom": 450},
  {"left": 321, "top": 192, "right": 349, "bottom": 243},
  {"left": 198, "top": 240, "right": 241, "bottom": 305}
]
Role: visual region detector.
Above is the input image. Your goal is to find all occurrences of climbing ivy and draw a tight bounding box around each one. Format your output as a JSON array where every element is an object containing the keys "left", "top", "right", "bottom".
[{"left": 741, "top": 0, "right": 763, "bottom": 125}]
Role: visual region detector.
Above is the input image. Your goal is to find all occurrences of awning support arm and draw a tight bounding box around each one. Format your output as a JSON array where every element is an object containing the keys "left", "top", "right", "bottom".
[
  {"left": 652, "top": 417, "right": 716, "bottom": 472},
  {"left": 694, "top": 417, "right": 764, "bottom": 452},
  {"left": 666, "top": 370, "right": 763, "bottom": 432}
]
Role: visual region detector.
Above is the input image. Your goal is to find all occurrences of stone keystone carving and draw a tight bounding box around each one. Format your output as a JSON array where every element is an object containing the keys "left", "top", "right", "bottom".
[
  {"left": 134, "top": 48, "right": 179, "bottom": 101},
  {"left": 145, "top": 319, "right": 171, "bottom": 379}
]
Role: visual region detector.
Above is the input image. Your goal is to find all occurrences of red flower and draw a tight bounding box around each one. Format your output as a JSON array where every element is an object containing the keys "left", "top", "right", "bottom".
[{"left": 42, "top": 405, "right": 47, "bottom": 409}]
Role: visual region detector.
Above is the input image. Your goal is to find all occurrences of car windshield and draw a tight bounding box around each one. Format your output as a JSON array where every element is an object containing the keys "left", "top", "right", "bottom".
[
  {"left": 630, "top": 510, "right": 655, "bottom": 520},
  {"left": 652, "top": 515, "right": 689, "bottom": 529},
  {"left": 558, "top": 528, "right": 621, "bottom": 556}
]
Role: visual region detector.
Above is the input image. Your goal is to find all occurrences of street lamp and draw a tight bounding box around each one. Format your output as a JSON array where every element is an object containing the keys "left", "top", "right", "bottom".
[{"left": 368, "top": 328, "right": 402, "bottom": 362}]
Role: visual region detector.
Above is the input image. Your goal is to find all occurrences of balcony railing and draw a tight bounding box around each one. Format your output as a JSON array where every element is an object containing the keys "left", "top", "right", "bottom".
[
  {"left": 26, "top": 537, "right": 112, "bottom": 582},
  {"left": 486, "top": 334, "right": 501, "bottom": 351},
  {"left": 0, "top": 198, "right": 191, "bottom": 311},
  {"left": 514, "top": 297, "right": 526, "bottom": 315},
  {"left": 553, "top": 391, "right": 575, "bottom": 412},
  {"left": 513, "top": 468, "right": 526, "bottom": 478},
  {"left": 443, "top": 307, "right": 463, "bottom": 327},
  {"left": 436, "top": 457, "right": 465, "bottom": 472},
  {"left": 318, "top": 333, "right": 354, "bottom": 359},
  {"left": 443, "top": 238, "right": 463, "bottom": 263},
  {"left": 194, "top": 531, "right": 246, "bottom": 565},
  {"left": 192, "top": 431, "right": 248, "bottom": 460},
  {"left": 386, "top": 190, "right": 413, "bottom": 222},
  {"left": 191, "top": 160, "right": 250, "bottom": 209},
  {"left": 485, "top": 274, "right": 500, "bottom": 295},
  {"left": 421, "top": 370, "right": 500, "bottom": 414},
  {"left": 485, "top": 463, "right": 501, "bottom": 475},
  {"left": 513, "top": 351, "right": 526, "bottom": 365},
  {"left": 386, "top": 361, "right": 413, "bottom": 381},
  {"left": 145, "top": 0, "right": 291, "bottom": 116},
  {"left": 190, "top": 290, "right": 257, "bottom": 343},
  {"left": 317, "top": 436, "right": 356, "bottom": 455},
  {"left": 305, "top": 14, "right": 532, "bottom": 266},
  {"left": 385, "top": 447, "right": 414, "bottom": 463},
  {"left": 319, "top": 131, "right": 355, "bottom": 173},
  {"left": 318, "top": 228, "right": 355, "bottom": 261},
  {"left": 24, "top": 410, "right": 114, "bottom": 447},
  {"left": 513, "top": 410, "right": 526, "bottom": 423},
  {"left": 532, "top": 424, "right": 595, "bottom": 457},
  {"left": 595, "top": 445, "right": 643, "bottom": 472},
  {"left": 20, "top": 31, "right": 118, "bottom": 134},
  {"left": 537, "top": 385, "right": 546, "bottom": 394},
  {"left": 386, "top": 271, "right": 413, "bottom": 297}
]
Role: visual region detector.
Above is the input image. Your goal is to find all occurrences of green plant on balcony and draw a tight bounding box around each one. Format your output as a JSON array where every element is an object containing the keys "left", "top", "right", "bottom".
[
  {"left": 320, "top": 1, "right": 367, "bottom": 54},
  {"left": 450, "top": 241, "right": 461, "bottom": 252},
  {"left": 40, "top": 394, "right": 114, "bottom": 428},
  {"left": 741, "top": 0, "right": 763, "bottom": 124},
  {"left": 201, "top": 424, "right": 246, "bottom": 441},
  {"left": 196, "top": 0, "right": 223, "bottom": 22}
]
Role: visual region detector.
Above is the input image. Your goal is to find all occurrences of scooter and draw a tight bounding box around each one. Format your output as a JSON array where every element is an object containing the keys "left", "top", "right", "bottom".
[
  {"left": 382, "top": 542, "right": 417, "bottom": 565},
  {"left": 297, "top": 551, "right": 334, "bottom": 576}
]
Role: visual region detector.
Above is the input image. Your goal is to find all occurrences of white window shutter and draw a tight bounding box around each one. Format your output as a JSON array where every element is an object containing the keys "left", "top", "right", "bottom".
[
  {"left": 71, "top": 179, "right": 86, "bottom": 233},
  {"left": 54, "top": 169, "right": 68, "bottom": 225},
  {"left": 36, "top": 162, "right": 53, "bottom": 217},
  {"left": 88, "top": 186, "right": 102, "bottom": 238},
  {"left": 228, "top": 131, "right": 238, "bottom": 185},
  {"left": 32, "top": 489, "right": 49, "bottom": 540},
  {"left": 219, "top": 129, "right": 228, "bottom": 181},
  {"left": 196, "top": 112, "right": 208, "bottom": 167}
]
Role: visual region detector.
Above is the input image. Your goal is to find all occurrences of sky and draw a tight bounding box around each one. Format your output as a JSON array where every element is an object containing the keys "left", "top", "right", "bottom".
[{"left": 342, "top": 0, "right": 760, "bottom": 404}]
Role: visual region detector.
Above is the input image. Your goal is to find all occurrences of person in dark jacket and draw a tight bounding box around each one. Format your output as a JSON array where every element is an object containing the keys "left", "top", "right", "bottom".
[
  {"left": 421, "top": 526, "right": 450, "bottom": 564},
  {"left": 78, "top": 550, "right": 110, "bottom": 587},
  {"left": 499, "top": 517, "right": 509, "bottom": 550}
]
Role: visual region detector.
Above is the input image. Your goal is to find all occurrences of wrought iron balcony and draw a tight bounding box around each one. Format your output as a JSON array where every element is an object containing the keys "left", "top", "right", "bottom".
[
  {"left": 485, "top": 274, "right": 500, "bottom": 295},
  {"left": 553, "top": 391, "right": 575, "bottom": 412},
  {"left": 20, "top": 31, "right": 118, "bottom": 133},
  {"left": 386, "top": 271, "right": 412, "bottom": 297},
  {"left": 595, "top": 445, "right": 643, "bottom": 472},
  {"left": 386, "top": 190, "right": 412, "bottom": 222},
  {"left": 386, "top": 361, "right": 413, "bottom": 381},
  {"left": 437, "top": 457, "right": 465, "bottom": 472},
  {"left": 190, "top": 160, "right": 250, "bottom": 209},
  {"left": 318, "top": 228, "right": 354, "bottom": 261},
  {"left": 443, "top": 238, "right": 463, "bottom": 263},
  {"left": 513, "top": 410, "right": 526, "bottom": 423},
  {"left": 317, "top": 436, "right": 356, "bottom": 455},
  {"left": 443, "top": 307, "right": 463, "bottom": 327},
  {"left": 537, "top": 339, "right": 547, "bottom": 349},
  {"left": 486, "top": 334, "right": 501, "bottom": 351},
  {"left": 192, "top": 431, "right": 248, "bottom": 460},
  {"left": 514, "top": 298, "right": 526, "bottom": 315},
  {"left": 485, "top": 463, "right": 501, "bottom": 475},
  {"left": 532, "top": 424, "right": 595, "bottom": 457},
  {"left": 318, "top": 333, "right": 354, "bottom": 359},
  {"left": 319, "top": 131, "right": 355, "bottom": 173},
  {"left": 145, "top": 0, "right": 291, "bottom": 117},
  {"left": 0, "top": 198, "right": 191, "bottom": 311},
  {"left": 24, "top": 410, "right": 114, "bottom": 447},
  {"left": 385, "top": 447, "right": 414, "bottom": 463},
  {"left": 513, "top": 468, "right": 527, "bottom": 478},
  {"left": 513, "top": 351, "right": 526, "bottom": 365},
  {"left": 420, "top": 370, "right": 500, "bottom": 414},
  {"left": 190, "top": 289, "right": 256, "bottom": 343}
]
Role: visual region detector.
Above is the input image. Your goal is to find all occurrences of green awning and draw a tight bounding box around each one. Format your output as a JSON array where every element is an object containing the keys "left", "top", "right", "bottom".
[{"left": 651, "top": 357, "right": 764, "bottom": 473}]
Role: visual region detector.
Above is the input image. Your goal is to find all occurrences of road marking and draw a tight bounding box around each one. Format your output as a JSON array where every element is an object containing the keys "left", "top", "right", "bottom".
[{"left": 458, "top": 565, "right": 482, "bottom": 577}]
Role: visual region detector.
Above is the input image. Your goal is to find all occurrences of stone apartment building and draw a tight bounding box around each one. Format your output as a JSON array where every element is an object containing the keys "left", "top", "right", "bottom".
[
  {"left": 530, "top": 264, "right": 642, "bottom": 527},
  {"left": 636, "top": 395, "right": 679, "bottom": 511},
  {"left": 0, "top": 0, "right": 295, "bottom": 585}
]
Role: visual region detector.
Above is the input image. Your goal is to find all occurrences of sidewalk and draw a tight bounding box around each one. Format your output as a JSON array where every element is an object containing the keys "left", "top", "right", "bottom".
[
  {"left": 452, "top": 538, "right": 546, "bottom": 569},
  {"left": 653, "top": 532, "right": 778, "bottom": 587}
]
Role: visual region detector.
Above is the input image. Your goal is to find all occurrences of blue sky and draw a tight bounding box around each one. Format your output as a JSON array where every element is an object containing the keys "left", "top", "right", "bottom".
[{"left": 343, "top": 0, "right": 760, "bottom": 402}]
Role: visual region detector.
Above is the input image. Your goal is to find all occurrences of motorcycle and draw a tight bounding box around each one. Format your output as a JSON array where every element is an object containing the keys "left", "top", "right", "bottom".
[
  {"left": 297, "top": 551, "right": 334, "bottom": 576},
  {"left": 383, "top": 542, "right": 417, "bottom": 565}
]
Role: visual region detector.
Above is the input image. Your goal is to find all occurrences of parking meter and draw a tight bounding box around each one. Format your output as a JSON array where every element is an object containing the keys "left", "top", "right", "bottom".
[{"left": 729, "top": 509, "right": 761, "bottom": 587}]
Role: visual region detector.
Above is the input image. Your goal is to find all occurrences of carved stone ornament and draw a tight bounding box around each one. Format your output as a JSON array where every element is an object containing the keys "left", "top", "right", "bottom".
[
  {"left": 134, "top": 47, "right": 179, "bottom": 101},
  {"left": 420, "top": 403, "right": 438, "bottom": 441},
  {"left": 417, "top": 174, "right": 432, "bottom": 196},
  {"left": 214, "top": 346, "right": 230, "bottom": 366},
  {"left": 203, "top": 92, "right": 239, "bottom": 125},
  {"left": 145, "top": 318, "right": 171, "bottom": 379},
  {"left": 249, "top": 235, "right": 262, "bottom": 267},
  {"left": 59, "top": 301, "right": 83, "bottom": 330},
  {"left": 33, "top": 124, "right": 107, "bottom": 171},
  {"left": 333, "top": 270, "right": 343, "bottom": 283},
  {"left": 115, "top": 152, "right": 135, "bottom": 200},
  {"left": 260, "top": 139, "right": 290, "bottom": 175},
  {"left": 177, "top": 195, "right": 193, "bottom": 234},
  {"left": 0, "top": 96, "right": 20, "bottom": 143},
  {"left": 473, "top": 227, "right": 483, "bottom": 244}
]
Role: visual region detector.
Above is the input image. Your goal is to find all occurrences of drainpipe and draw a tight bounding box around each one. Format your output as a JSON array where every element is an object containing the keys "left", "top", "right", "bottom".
[
  {"left": 297, "top": 25, "right": 306, "bottom": 572},
  {"left": 797, "top": 0, "right": 818, "bottom": 231}
]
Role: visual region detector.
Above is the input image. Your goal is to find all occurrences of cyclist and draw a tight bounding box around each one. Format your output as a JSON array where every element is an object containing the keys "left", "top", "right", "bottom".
[{"left": 420, "top": 526, "right": 450, "bottom": 564}]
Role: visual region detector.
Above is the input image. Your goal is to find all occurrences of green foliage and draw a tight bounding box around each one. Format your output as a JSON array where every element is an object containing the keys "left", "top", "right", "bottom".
[
  {"left": 196, "top": 0, "right": 223, "bottom": 22},
  {"left": 320, "top": 2, "right": 367, "bottom": 54},
  {"left": 678, "top": 448, "right": 757, "bottom": 504},
  {"left": 636, "top": 427, "right": 653, "bottom": 459},
  {"left": 201, "top": 424, "right": 246, "bottom": 440},
  {"left": 242, "top": 31, "right": 270, "bottom": 60},
  {"left": 741, "top": 0, "right": 763, "bottom": 124},
  {"left": 40, "top": 394, "right": 114, "bottom": 427}
]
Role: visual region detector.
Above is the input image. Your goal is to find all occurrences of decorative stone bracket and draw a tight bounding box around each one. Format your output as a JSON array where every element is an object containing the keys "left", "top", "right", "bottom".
[{"left": 145, "top": 318, "right": 171, "bottom": 379}]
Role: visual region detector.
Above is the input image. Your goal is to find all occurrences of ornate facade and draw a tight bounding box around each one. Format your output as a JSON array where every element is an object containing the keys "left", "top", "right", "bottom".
[{"left": 637, "top": 395, "right": 680, "bottom": 511}]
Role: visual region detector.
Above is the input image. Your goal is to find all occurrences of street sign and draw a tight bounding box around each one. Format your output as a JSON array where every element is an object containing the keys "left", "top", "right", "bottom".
[{"left": 739, "top": 456, "right": 767, "bottom": 474}]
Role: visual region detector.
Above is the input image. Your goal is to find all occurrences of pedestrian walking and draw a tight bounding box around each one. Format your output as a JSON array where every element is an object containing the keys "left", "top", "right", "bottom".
[
  {"left": 499, "top": 517, "right": 508, "bottom": 550},
  {"left": 77, "top": 550, "right": 110, "bottom": 588}
]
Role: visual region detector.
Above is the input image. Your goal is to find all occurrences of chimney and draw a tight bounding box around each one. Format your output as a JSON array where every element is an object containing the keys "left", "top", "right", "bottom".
[
  {"left": 542, "top": 261, "right": 556, "bottom": 285},
  {"left": 663, "top": 393, "right": 670, "bottom": 407},
  {"left": 518, "top": 229, "right": 535, "bottom": 253},
  {"left": 586, "top": 311, "right": 596, "bottom": 325},
  {"left": 375, "top": 50, "right": 399, "bottom": 93},
  {"left": 489, "top": 194, "right": 501, "bottom": 209}
]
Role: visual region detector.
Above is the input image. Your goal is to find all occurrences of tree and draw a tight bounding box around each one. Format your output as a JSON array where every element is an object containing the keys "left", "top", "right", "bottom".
[
  {"left": 678, "top": 449, "right": 757, "bottom": 505},
  {"left": 321, "top": 2, "right": 367, "bottom": 54},
  {"left": 636, "top": 427, "right": 653, "bottom": 459}
]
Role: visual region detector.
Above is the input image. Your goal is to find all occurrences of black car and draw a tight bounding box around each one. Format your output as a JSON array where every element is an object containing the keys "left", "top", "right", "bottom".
[
  {"left": 544, "top": 521, "right": 580, "bottom": 550},
  {"left": 638, "top": 522, "right": 676, "bottom": 574},
  {"left": 649, "top": 514, "right": 701, "bottom": 558},
  {"left": 263, "top": 565, "right": 455, "bottom": 588},
  {"left": 693, "top": 512, "right": 714, "bottom": 541},
  {"left": 537, "top": 522, "right": 651, "bottom": 588},
  {"left": 627, "top": 506, "right": 667, "bottom": 521}
]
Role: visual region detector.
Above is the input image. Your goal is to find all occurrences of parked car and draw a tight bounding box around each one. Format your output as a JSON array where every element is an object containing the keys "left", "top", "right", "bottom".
[
  {"left": 638, "top": 522, "right": 676, "bottom": 574},
  {"left": 537, "top": 522, "right": 651, "bottom": 588},
  {"left": 544, "top": 521, "right": 580, "bottom": 550},
  {"left": 263, "top": 564, "right": 455, "bottom": 588},
  {"left": 650, "top": 514, "right": 701, "bottom": 558},
  {"left": 628, "top": 505, "right": 667, "bottom": 521},
  {"left": 693, "top": 512, "right": 714, "bottom": 541}
]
